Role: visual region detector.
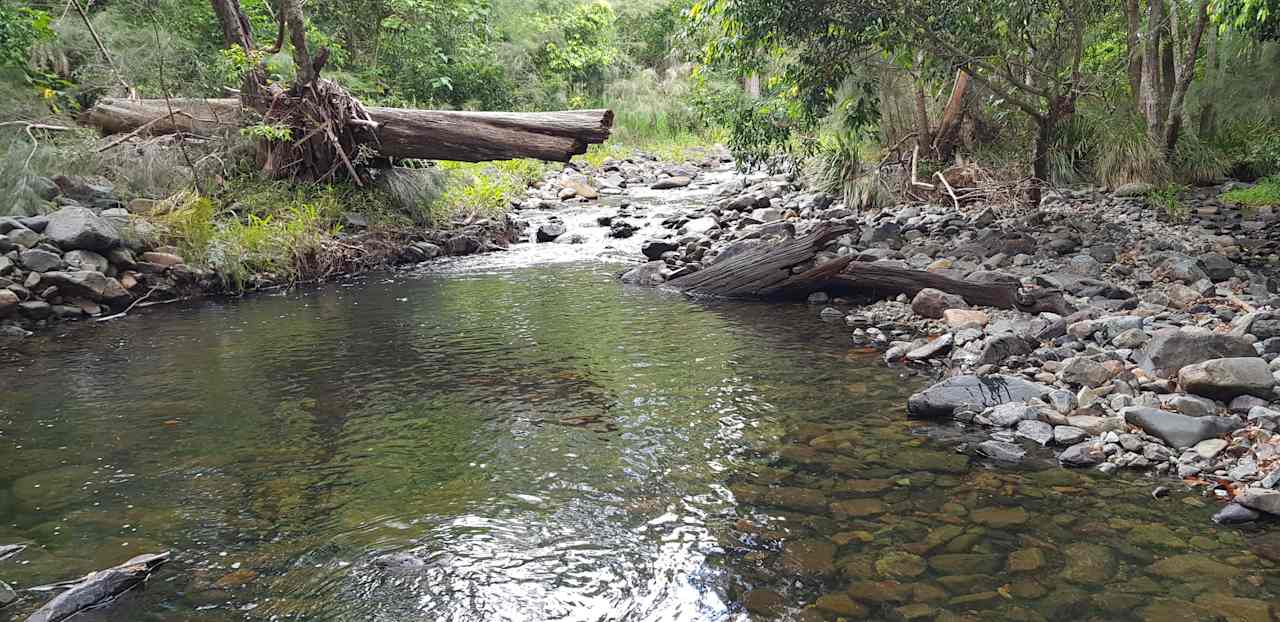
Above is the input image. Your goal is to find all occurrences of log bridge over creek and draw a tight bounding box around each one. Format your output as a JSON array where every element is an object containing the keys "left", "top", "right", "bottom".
[
  {"left": 81, "top": 97, "right": 614, "bottom": 163},
  {"left": 665, "top": 223, "right": 1074, "bottom": 314}
]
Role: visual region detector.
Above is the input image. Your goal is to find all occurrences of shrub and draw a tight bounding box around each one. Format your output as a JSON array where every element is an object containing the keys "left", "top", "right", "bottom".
[
  {"left": 1221, "top": 176, "right": 1280, "bottom": 207},
  {"left": 1095, "top": 119, "right": 1168, "bottom": 189},
  {"left": 1173, "top": 136, "right": 1231, "bottom": 186}
]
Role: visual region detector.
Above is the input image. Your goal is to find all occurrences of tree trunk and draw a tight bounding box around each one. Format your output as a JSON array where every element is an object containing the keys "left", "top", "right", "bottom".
[
  {"left": 280, "top": 0, "right": 315, "bottom": 85},
  {"left": 933, "top": 70, "right": 970, "bottom": 159},
  {"left": 1141, "top": 0, "right": 1165, "bottom": 141},
  {"left": 1163, "top": 0, "right": 1211, "bottom": 154},
  {"left": 1029, "top": 115, "right": 1053, "bottom": 207},
  {"left": 1126, "top": 0, "right": 1144, "bottom": 101},
  {"left": 665, "top": 226, "right": 1073, "bottom": 314},
  {"left": 912, "top": 51, "right": 934, "bottom": 155},
  {"left": 1197, "top": 23, "right": 1219, "bottom": 139},
  {"left": 81, "top": 97, "right": 614, "bottom": 162}
]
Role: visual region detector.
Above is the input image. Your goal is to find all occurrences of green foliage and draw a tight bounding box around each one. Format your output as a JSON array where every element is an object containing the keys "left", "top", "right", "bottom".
[
  {"left": 241, "top": 124, "right": 294, "bottom": 142},
  {"left": 536, "top": 2, "right": 622, "bottom": 95},
  {"left": 1212, "top": 119, "right": 1280, "bottom": 179},
  {"left": 804, "top": 130, "right": 889, "bottom": 210},
  {"left": 1096, "top": 119, "right": 1169, "bottom": 189},
  {"left": 1149, "top": 184, "right": 1190, "bottom": 222},
  {"left": 434, "top": 159, "right": 551, "bottom": 223},
  {"left": 1174, "top": 137, "right": 1232, "bottom": 185},
  {"left": 1221, "top": 176, "right": 1280, "bottom": 207},
  {"left": 0, "top": 6, "right": 52, "bottom": 69}
]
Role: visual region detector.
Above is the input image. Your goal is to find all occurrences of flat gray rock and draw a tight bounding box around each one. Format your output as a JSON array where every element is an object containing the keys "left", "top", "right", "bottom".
[
  {"left": 907, "top": 374, "right": 1053, "bottom": 419},
  {"left": 1016, "top": 420, "right": 1054, "bottom": 446},
  {"left": 1122, "top": 406, "right": 1243, "bottom": 449},
  {"left": 1136, "top": 327, "right": 1256, "bottom": 379},
  {"left": 1178, "top": 357, "right": 1276, "bottom": 401},
  {"left": 43, "top": 206, "right": 122, "bottom": 252},
  {"left": 1236, "top": 489, "right": 1280, "bottom": 516},
  {"left": 1059, "top": 441, "right": 1105, "bottom": 467},
  {"left": 978, "top": 440, "right": 1026, "bottom": 462}
]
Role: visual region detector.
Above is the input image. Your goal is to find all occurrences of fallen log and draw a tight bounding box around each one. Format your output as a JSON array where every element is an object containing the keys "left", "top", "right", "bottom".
[
  {"left": 667, "top": 224, "right": 1073, "bottom": 314},
  {"left": 80, "top": 98, "right": 614, "bottom": 163},
  {"left": 25, "top": 552, "right": 169, "bottom": 622}
]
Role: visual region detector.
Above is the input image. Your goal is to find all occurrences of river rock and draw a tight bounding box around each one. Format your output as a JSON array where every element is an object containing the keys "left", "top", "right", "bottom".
[
  {"left": 63, "top": 249, "right": 109, "bottom": 273},
  {"left": 978, "top": 440, "right": 1026, "bottom": 462},
  {"left": 1165, "top": 394, "right": 1218, "bottom": 418},
  {"left": 39, "top": 271, "right": 130, "bottom": 304},
  {"left": 682, "top": 216, "right": 718, "bottom": 236},
  {"left": 19, "top": 248, "right": 64, "bottom": 272},
  {"left": 1059, "top": 441, "right": 1106, "bottom": 467},
  {"left": 1061, "top": 543, "right": 1116, "bottom": 584},
  {"left": 974, "top": 334, "right": 1035, "bottom": 366},
  {"left": 1178, "top": 357, "right": 1276, "bottom": 400},
  {"left": 0, "top": 289, "right": 17, "bottom": 316},
  {"left": 876, "top": 551, "right": 927, "bottom": 578},
  {"left": 43, "top": 206, "right": 122, "bottom": 252},
  {"left": 815, "top": 593, "right": 867, "bottom": 617},
  {"left": 1149, "top": 555, "right": 1243, "bottom": 580},
  {"left": 641, "top": 239, "right": 678, "bottom": 260},
  {"left": 929, "top": 553, "right": 1002, "bottom": 575},
  {"left": 536, "top": 223, "right": 566, "bottom": 243},
  {"left": 911, "top": 288, "right": 968, "bottom": 318},
  {"left": 1235, "top": 489, "right": 1280, "bottom": 516},
  {"left": 1193, "top": 438, "right": 1229, "bottom": 459},
  {"left": 620, "top": 261, "right": 668, "bottom": 286},
  {"left": 1123, "top": 407, "right": 1243, "bottom": 448},
  {"left": 1016, "top": 420, "right": 1054, "bottom": 446},
  {"left": 139, "top": 251, "right": 183, "bottom": 267},
  {"left": 1136, "top": 328, "right": 1257, "bottom": 378},
  {"left": 1053, "top": 425, "right": 1088, "bottom": 445},
  {"left": 907, "top": 374, "right": 1053, "bottom": 418},
  {"left": 944, "top": 308, "right": 989, "bottom": 329},
  {"left": 0, "top": 580, "right": 14, "bottom": 607},
  {"left": 1114, "top": 182, "right": 1153, "bottom": 197},
  {"left": 651, "top": 176, "right": 691, "bottom": 190},
  {"left": 1212, "top": 502, "right": 1261, "bottom": 525},
  {"left": 1058, "top": 357, "right": 1116, "bottom": 388}
]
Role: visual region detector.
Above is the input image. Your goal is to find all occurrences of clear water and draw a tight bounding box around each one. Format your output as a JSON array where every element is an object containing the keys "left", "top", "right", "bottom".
[{"left": 2, "top": 188, "right": 1279, "bottom": 621}]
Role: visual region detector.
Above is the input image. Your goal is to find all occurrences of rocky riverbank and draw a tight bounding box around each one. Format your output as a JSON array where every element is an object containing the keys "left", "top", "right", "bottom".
[
  {"left": 0, "top": 176, "right": 521, "bottom": 340},
  {"left": 561, "top": 154, "right": 1280, "bottom": 527}
]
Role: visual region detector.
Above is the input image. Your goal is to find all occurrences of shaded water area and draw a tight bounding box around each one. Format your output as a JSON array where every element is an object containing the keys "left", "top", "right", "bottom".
[{"left": 3, "top": 264, "right": 1280, "bottom": 621}]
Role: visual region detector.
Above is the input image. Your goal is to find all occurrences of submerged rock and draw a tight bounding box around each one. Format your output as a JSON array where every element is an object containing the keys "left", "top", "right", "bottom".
[
  {"left": 907, "top": 374, "right": 1052, "bottom": 418},
  {"left": 1212, "top": 503, "right": 1261, "bottom": 525}
]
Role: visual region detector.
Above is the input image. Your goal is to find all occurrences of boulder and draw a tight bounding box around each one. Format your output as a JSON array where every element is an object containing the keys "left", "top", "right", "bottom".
[
  {"left": 907, "top": 374, "right": 1053, "bottom": 418},
  {"left": 651, "top": 176, "right": 692, "bottom": 190},
  {"left": 1136, "top": 327, "right": 1257, "bottom": 378},
  {"left": 535, "top": 222, "right": 567, "bottom": 243},
  {"left": 975, "top": 334, "right": 1035, "bottom": 367},
  {"left": 39, "top": 271, "right": 131, "bottom": 304},
  {"left": 978, "top": 440, "right": 1026, "bottom": 462},
  {"left": 944, "top": 308, "right": 989, "bottom": 329},
  {"left": 1016, "top": 420, "right": 1054, "bottom": 446},
  {"left": 1113, "top": 182, "right": 1153, "bottom": 197},
  {"left": 910, "top": 288, "right": 968, "bottom": 319},
  {"left": 1122, "top": 407, "right": 1243, "bottom": 448},
  {"left": 18, "top": 248, "right": 64, "bottom": 273},
  {"left": 641, "top": 239, "right": 679, "bottom": 260},
  {"left": 0, "top": 289, "right": 17, "bottom": 316},
  {"left": 43, "top": 206, "right": 122, "bottom": 252},
  {"left": 620, "top": 261, "right": 668, "bottom": 286},
  {"left": 1059, "top": 441, "right": 1106, "bottom": 467},
  {"left": 1236, "top": 489, "right": 1280, "bottom": 516},
  {"left": 1178, "top": 357, "right": 1276, "bottom": 401},
  {"left": 63, "top": 249, "right": 110, "bottom": 273},
  {"left": 1199, "top": 254, "right": 1236, "bottom": 282},
  {"left": 1057, "top": 357, "right": 1116, "bottom": 388}
]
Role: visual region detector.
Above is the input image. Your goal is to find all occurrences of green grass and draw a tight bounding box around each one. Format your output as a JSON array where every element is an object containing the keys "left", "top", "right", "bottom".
[
  {"left": 435, "top": 158, "right": 552, "bottom": 221},
  {"left": 1221, "top": 176, "right": 1280, "bottom": 208},
  {"left": 1149, "top": 184, "right": 1190, "bottom": 222}
]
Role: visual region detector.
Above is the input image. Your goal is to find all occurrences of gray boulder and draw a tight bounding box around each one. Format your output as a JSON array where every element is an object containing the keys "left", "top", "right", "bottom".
[
  {"left": 536, "top": 222, "right": 566, "bottom": 242},
  {"left": 1235, "top": 489, "right": 1280, "bottom": 516},
  {"left": 1122, "top": 406, "right": 1243, "bottom": 448},
  {"left": 907, "top": 374, "right": 1053, "bottom": 418},
  {"left": 64, "top": 249, "right": 110, "bottom": 273},
  {"left": 1016, "top": 420, "right": 1054, "bottom": 446},
  {"left": 1059, "top": 441, "right": 1106, "bottom": 467},
  {"left": 18, "top": 248, "right": 64, "bottom": 273},
  {"left": 1057, "top": 357, "right": 1115, "bottom": 388},
  {"left": 641, "top": 239, "right": 679, "bottom": 260},
  {"left": 975, "top": 334, "right": 1035, "bottom": 367},
  {"left": 1178, "top": 357, "right": 1276, "bottom": 401},
  {"left": 1136, "top": 327, "right": 1257, "bottom": 378},
  {"left": 43, "top": 206, "right": 122, "bottom": 252},
  {"left": 651, "top": 176, "right": 692, "bottom": 190},
  {"left": 40, "top": 271, "right": 131, "bottom": 303},
  {"left": 620, "top": 261, "right": 667, "bottom": 286},
  {"left": 978, "top": 440, "right": 1026, "bottom": 462},
  {"left": 1200, "top": 254, "right": 1236, "bottom": 282}
]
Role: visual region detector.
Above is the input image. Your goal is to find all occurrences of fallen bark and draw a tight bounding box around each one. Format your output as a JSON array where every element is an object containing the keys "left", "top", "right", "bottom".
[
  {"left": 80, "top": 98, "right": 614, "bottom": 163},
  {"left": 25, "top": 552, "right": 169, "bottom": 622},
  {"left": 667, "top": 225, "right": 1073, "bottom": 314}
]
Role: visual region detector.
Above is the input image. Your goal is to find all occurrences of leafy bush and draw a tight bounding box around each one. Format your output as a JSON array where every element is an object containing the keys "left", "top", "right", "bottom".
[
  {"left": 1221, "top": 176, "right": 1280, "bottom": 207},
  {"left": 1212, "top": 120, "right": 1280, "bottom": 181}
]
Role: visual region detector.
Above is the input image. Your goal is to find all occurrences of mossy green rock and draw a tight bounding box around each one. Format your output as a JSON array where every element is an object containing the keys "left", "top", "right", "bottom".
[
  {"left": 1149, "top": 555, "right": 1243, "bottom": 580},
  {"left": 1129, "top": 524, "right": 1188, "bottom": 549},
  {"left": 1007, "top": 548, "right": 1046, "bottom": 572},
  {"left": 971, "top": 506, "right": 1028, "bottom": 527},
  {"left": 1060, "top": 543, "right": 1116, "bottom": 584},
  {"left": 814, "top": 592, "right": 867, "bottom": 617},
  {"left": 929, "top": 553, "right": 1002, "bottom": 575},
  {"left": 877, "top": 551, "right": 928, "bottom": 578}
]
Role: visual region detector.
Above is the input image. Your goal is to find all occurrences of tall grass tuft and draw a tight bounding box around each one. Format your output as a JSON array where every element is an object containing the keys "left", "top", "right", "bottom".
[
  {"left": 1095, "top": 119, "right": 1168, "bottom": 189},
  {"left": 1173, "top": 136, "right": 1231, "bottom": 186},
  {"left": 804, "top": 132, "right": 892, "bottom": 211}
]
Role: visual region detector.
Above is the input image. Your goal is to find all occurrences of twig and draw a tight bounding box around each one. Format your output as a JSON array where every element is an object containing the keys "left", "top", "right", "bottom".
[
  {"left": 96, "top": 111, "right": 183, "bottom": 152},
  {"left": 135, "top": 295, "right": 193, "bottom": 309},
  {"left": 70, "top": 0, "right": 133, "bottom": 97},
  {"left": 935, "top": 171, "right": 960, "bottom": 210},
  {"left": 94, "top": 287, "right": 159, "bottom": 322},
  {"left": 0, "top": 122, "right": 74, "bottom": 170}
]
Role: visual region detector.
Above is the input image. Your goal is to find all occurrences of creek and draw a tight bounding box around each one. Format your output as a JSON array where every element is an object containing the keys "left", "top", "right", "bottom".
[{"left": 1, "top": 170, "right": 1278, "bottom": 622}]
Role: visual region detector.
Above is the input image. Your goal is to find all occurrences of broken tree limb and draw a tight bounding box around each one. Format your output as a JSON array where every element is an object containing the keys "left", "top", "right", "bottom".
[
  {"left": 25, "top": 552, "right": 170, "bottom": 622},
  {"left": 79, "top": 98, "right": 615, "bottom": 162},
  {"left": 667, "top": 225, "right": 1073, "bottom": 314}
]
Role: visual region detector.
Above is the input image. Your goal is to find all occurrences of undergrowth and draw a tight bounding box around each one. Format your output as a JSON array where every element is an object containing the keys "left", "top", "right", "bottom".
[{"left": 1221, "top": 176, "right": 1280, "bottom": 207}]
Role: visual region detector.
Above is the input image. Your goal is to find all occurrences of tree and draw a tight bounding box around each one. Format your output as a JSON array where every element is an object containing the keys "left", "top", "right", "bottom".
[
  {"left": 698, "top": 0, "right": 1113, "bottom": 205},
  {"left": 1130, "top": 0, "right": 1212, "bottom": 155}
]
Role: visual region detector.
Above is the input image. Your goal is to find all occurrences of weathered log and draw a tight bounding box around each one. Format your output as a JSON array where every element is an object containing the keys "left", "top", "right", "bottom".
[
  {"left": 79, "top": 98, "right": 614, "bottom": 163},
  {"left": 667, "top": 225, "right": 1073, "bottom": 314},
  {"left": 25, "top": 552, "right": 169, "bottom": 622}
]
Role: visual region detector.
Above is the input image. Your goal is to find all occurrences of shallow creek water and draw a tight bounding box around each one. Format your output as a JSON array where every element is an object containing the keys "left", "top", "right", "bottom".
[{"left": 3, "top": 175, "right": 1280, "bottom": 622}]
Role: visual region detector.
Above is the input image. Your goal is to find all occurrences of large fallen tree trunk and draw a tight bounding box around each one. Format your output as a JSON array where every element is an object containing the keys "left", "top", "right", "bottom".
[
  {"left": 668, "top": 224, "right": 1073, "bottom": 314},
  {"left": 80, "top": 97, "right": 614, "bottom": 163}
]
